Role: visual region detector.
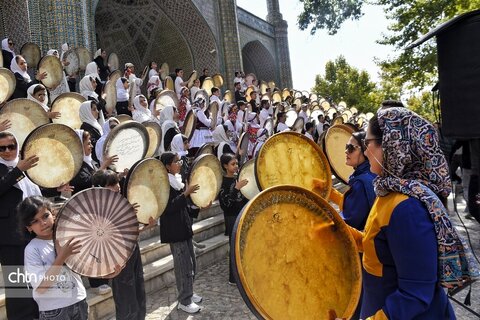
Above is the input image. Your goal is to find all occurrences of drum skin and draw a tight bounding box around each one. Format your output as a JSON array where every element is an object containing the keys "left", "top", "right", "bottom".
[
  {"left": 38, "top": 55, "right": 63, "bottom": 89},
  {"left": 54, "top": 188, "right": 139, "bottom": 278},
  {"left": 75, "top": 47, "right": 91, "bottom": 71},
  {"left": 212, "top": 73, "right": 224, "bottom": 88},
  {"left": 51, "top": 93, "right": 86, "bottom": 129},
  {"left": 201, "top": 77, "right": 215, "bottom": 95},
  {"left": 22, "top": 123, "right": 83, "bottom": 188},
  {"left": 125, "top": 158, "right": 170, "bottom": 223},
  {"left": 187, "top": 70, "right": 197, "bottom": 88},
  {"left": 255, "top": 131, "right": 332, "bottom": 199},
  {"left": 20, "top": 42, "right": 41, "bottom": 68},
  {"left": 236, "top": 132, "right": 250, "bottom": 165},
  {"left": 155, "top": 89, "right": 179, "bottom": 111},
  {"left": 104, "top": 78, "right": 118, "bottom": 114},
  {"left": 164, "top": 76, "right": 174, "bottom": 91},
  {"left": 159, "top": 62, "right": 169, "bottom": 81},
  {"left": 232, "top": 185, "right": 362, "bottom": 319},
  {"left": 194, "top": 143, "right": 215, "bottom": 159},
  {"left": 182, "top": 110, "right": 197, "bottom": 140},
  {"left": 63, "top": 49, "right": 79, "bottom": 76},
  {"left": 107, "top": 53, "right": 120, "bottom": 71},
  {"left": 188, "top": 154, "right": 222, "bottom": 208},
  {"left": 116, "top": 114, "right": 132, "bottom": 123},
  {"left": 143, "top": 121, "right": 162, "bottom": 158},
  {"left": 238, "top": 159, "right": 260, "bottom": 200},
  {"left": 0, "top": 67, "right": 16, "bottom": 103},
  {"left": 0, "top": 98, "right": 49, "bottom": 148},
  {"left": 208, "top": 101, "right": 219, "bottom": 129},
  {"left": 324, "top": 124, "right": 356, "bottom": 184}
]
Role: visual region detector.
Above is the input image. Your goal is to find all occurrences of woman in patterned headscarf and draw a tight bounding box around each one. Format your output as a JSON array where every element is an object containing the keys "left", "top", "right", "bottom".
[{"left": 348, "top": 105, "right": 479, "bottom": 319}]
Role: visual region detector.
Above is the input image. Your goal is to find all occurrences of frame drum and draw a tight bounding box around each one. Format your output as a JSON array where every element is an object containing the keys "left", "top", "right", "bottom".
[
  {"left": 37, "top": 55, "right": 63, "bottom": 89},
  {"left": 194, "top": 143, "right": 215, "bottom": 159},
  {"left": 188, "top": 154, "right": 223, "bottom": 208},
  {"left": 143, "top": 121, "right": 162, "bottom": 158},
  {"left": 0, "top": 68, "right": 16, "bottom": 103},
  {"left": 159, "top": 62, "right": 169, "bottom": 81},
  {"left": 0, "top": 50, "right": 3, "bottom": 67},
  {"left": 116, "top": 114, "right": 132, "bottom": 123},
  {"left": 155, "top": 89, "right": 178, "bottom": 112},
  {"left": 187, "top": 70, "right": 197, "bottom": 88},
  {"left": 63, "top": 49, "right": 79, "bottom": 76},
  {"left": 292, "top": 117, "right": 304, "bottom": 133},
  {"left": 281, "top": 88, "right": 291, "bottom": 101},
  {"left": 238, "top": 159, "right": 260, "bottom": 200},
  {"left": 107, "top": 53, "right": 119, "bottom": 71},
  {"left": 182, "top": 109, "right": 197, "bottom": 141},
  {"left": 324, "top": 124, "right": 356, "bottom": 184},
  {"left": 20, "top": 42, "right": 41, "bottom": 69},
  {"left": 0, "top": 98, "right": 49, "bottom": 148},
  {"left": 201, "top": 77, "right": 215, "bottom": 95},
  {"left": 51, "top": 92, "right": 86, "bottom": 129},
  {"left": 232, "top": 185, "right": 362, "bottom": 319},
  {"left": 236, "top": 132, "right": 250, "bottom": 165},
  {"left": 22, "top": 123, "right": 83, "bottom": 188},
  {"left": 54, "top": 188, "right": 139, "bottom": 278},
  {"left": 104, "top": 79, "right": 117, "bottom": 114},
  {"left": 223, "top": 90, "right": 233, "bottom": 104},
  {"left": 212, "top": 73, "right": 224, "bottom": 88},
  {"left": 75, "top": 47, "right": 92, "bottom": 71},
  {"left": 125, "top": 158, "right": 170, "bottom": 224},
  {"left": 263, "top": 118, "right": 274, "bottom": 137},
  {"left": 164, "top": 76, "right": 174, "bottom": 91},
  {"left": 103, "top": 121, "right": 149, "bottom": 172},
  {"left": 194, "top": 89, "right": 209, "bottom": 106},
  {"left": 208, "top": 101, "right": 219, "bottom": 129},
  {"left": 255, "top": 131, "right": 332, "bottom": 199},
  {"left": 285, "top": 109, "right": 298, "bottom": 127},
  {"left": 245, "top": 86, "right": 255, "bottom": 102}
]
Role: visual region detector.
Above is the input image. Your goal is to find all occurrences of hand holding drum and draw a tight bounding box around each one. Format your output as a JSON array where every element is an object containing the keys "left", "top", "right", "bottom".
[
  {"left": 17, "top": 155, "right": 39, "bottom": 171},
  {"left": 184, "top": 183, "right": 199, "bottom": 197},
  {"left": 235, "top": 179, "right": 248, "bottom": 190}
]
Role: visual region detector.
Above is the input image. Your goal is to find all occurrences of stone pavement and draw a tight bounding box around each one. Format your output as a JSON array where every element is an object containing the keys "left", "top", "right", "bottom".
[{"left": 136, "top": 190, "right": 480, "bottom": 320}]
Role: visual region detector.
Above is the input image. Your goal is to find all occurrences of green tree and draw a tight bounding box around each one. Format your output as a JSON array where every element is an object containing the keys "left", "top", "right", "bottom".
[
  {"left": 298, "top": 1, "right": 480, "bottom": 89},
  {"left": 406, "top": 91, "right": 438, "bottom": 123}
]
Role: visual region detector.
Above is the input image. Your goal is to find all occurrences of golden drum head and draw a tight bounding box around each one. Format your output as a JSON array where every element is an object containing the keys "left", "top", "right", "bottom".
[
  {"left": 104, "top": 79, "right": 117, "bottom": 114},
  {"left": 0, "top": 98, "right": 49, "bottom": 148},
  {"left": 245, "top": 86, "right": 255, "bottom": 102},
  {"left": 164, "top": 76, "right": 174, "bottom": 91},
  {"left": 159, "top": 62, "right": 169, "bottom": 81},
  {"left": 189, "top": 154, "right": 223, "bottom": 208},
  {"left": 201, "top": 77, "right": 215, "bottom": 95},
  {"left": 116, "top": 114, "right": 132, "bottom": 123},
  {"left": 54, "top": 188, "right": 139, "bottom": 278},
  {"left": 238, "top": 159, "right": 260, "bottom": 200},
  {"left": 281, "top": 88, "right": 291, "bottom": 101},
  {"left": 51, "top": 93, "right": 86, "bottom": 129},
  {"left": 255, "top": 131, "right": 332, "bottom": 198},
  {"left": 272, "top": 92, "right": 282, "bottom": 104},
  {"left": 75, "top": 47, "right": 92, "bottom": 71},
  {"left": 324, "top": 124, "right": 355, "bottom": 184},
  {"left": 125, "top": 158, "right": 170, "bottom": 223},
  {"left": 103, "top": 121, "right": 149, "bottom": 172},
  {"left": 233, "top": 185, "right": 362, "bottom": 319},
  {"left": 187, "top": 70, "right": 197, "bottom": 88},
  {"left": 107, "top": 53, "right": 119, "bottom": 71},
  {"left": 22, "top": 123, "right": 83, "bottom": 188},
  {"left": 208, "top": 101, "right": 219, "bottom": 129},
  {"left": 332, "top": 116, "right": 344, "bottom": 126},
  {"left": 182, "top": 110, "right": 197, "bottom": 140},
  {"left": 224, "top": 90, "right": 233, "bottom": 104},
  {"left": 63, "top": 49, "right": 79, "bottom": 76},
  {"left": 260, "top": 81, "right": 268, "bottom": 95},
  {"left": 20, "top": 42, "right": 41, "bottom": 68},
  {"left": 0, "top": 68, "right": 16, "bottom": 103},
  {"left": 38, "top": 55, "right": 63, "bottom": 89},
  {"left": 143, "top": 121, "right": 162, "bottom": 157},
  {"left": 212, "top": 73, "right": 224, "bottom": 88}
]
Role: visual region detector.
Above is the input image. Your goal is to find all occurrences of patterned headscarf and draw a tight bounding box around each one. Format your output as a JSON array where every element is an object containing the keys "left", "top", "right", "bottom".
[{"left": 374, "top": 107, "right": 479, "bottom": 288}]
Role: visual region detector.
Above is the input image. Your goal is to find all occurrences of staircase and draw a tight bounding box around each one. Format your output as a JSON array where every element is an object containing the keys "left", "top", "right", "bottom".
[{"left": 0, "top": 201, "right": 228, "bottom": 320}]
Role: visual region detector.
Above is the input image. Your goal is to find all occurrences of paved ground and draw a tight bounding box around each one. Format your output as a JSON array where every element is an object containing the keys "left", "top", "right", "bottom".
[{"left": 141, "top": 189, "right": 480, "bottom": 320}]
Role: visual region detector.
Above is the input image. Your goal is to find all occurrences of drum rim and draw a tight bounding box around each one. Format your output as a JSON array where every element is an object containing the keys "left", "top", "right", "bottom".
[
  {"left": 142, "top": 121, "right": 162, "bottom": 158},
  {"left": 194, "top": 142, "right": 215, "bottom": 159},
  {"left": 37, "top": 55, "right": 63, "bottom": 89},
  {"left": 188, "top": 153, "right": 223, "bottom": 207},
  {"left": 235, "top": 132, "right": 250, "bottom": 165},
  {"left": 20, "top": 42, "right": 41, "bottom": 68},
  {"left": 182, "top": 109, "right": 197, "bottom": 140},
  {"left": 238, "top": 158, "right": 260, "bottom": 200}
]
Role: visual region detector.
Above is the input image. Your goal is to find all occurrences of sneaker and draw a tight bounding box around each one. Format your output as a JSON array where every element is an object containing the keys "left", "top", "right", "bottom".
[
  {"left": 177, "top": 302, "right": 201, "bottom": 313},
  {"left": 94, "top": 284, "right": 111, "bottom": 295},
  {"left": 192, "top": 293, "right": 203, "bottom": 303},
  {"left": 193, "top": 240, "right": 206, "bottom": 249}
]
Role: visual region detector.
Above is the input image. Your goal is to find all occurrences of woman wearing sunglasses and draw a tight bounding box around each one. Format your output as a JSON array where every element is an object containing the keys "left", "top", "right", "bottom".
[{"left": 347, "top": 107, "right": 478, "bottom": 319}]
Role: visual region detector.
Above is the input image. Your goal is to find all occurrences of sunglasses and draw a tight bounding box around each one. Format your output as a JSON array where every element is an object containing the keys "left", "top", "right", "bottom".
[
  {"left": 345, "top": 144, "right": 361, "bottom": 154},
  {"left": 362, "top": 138, "right": 382, "bottom": 149},
  {"left": 0, "top": 144, "right": 17, "bottom": 152}
]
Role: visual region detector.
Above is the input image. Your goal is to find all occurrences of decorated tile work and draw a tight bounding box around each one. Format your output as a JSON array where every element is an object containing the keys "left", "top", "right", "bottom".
[{"left": 0, "top": 0, "right": 31, "bottom": 51}]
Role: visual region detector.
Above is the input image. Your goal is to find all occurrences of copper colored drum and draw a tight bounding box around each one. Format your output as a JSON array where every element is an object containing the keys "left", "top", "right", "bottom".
[
  {"left": 107, "top": 53, "right": 120, "bottom": 71},
  {"left": 232, "top": 185, "right": 362, "bottom": 319},
  {"left": 143, "top": 121, "right": 162, "bottom": 157},
  {"left": 0, "top": 98, "right": 49, "bottom": 148},
  {"left": 125, "top": 158, "right": 170, "bottom": 224},
  {"left": 238, "top": 159, "right": 260, "bottom": 200},
  {"left": 63, "top": 49, "right": 80, "bottom": 76},
  {"left": 182, "top": 110, "right": 197, "bottom": 140},
  {"left": 75, "top": 47, "right": 91, "bottom": 71},
  {"left": 22, "top": 123, "right": 83, "bottom": 188},
  {"left": 103, "top": 121, "right": 149, "bottom": 172},
  {"left": 201, "top": 77, "right": 215, "bottom": 95},
  {"left": 0, "top": 68, "right": 16, "bottom": 103},
  {"left": 188, "top": 154, "right": 223, "bottom": 208},
  {"left": 255, "top": 131, "right": 332, "bottom": 199},
  {"left": 51, "top": 92, "right": 86, "bottom": 129},
  {"left": 54, "top": 188, "right": 139, "bottom": 278},
  {"left": 324, "top": 124, "right": 356, "bottom": 184},
  {"left": 212, "top": 73, "right": 224, "bottom": 88},
  {"left": 20, "top": 42, "right": 41, "bottom": 69},
  {"left": 245, "top": 86, "right": 255, "bottom": 102},
  {"left": 38, "top": 55, "right": 63, "bottom": 89}
]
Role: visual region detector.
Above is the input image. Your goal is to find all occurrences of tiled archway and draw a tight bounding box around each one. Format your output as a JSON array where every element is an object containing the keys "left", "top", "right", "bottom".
[{"left": 242, "top": 40, "right": 276, "bottom": 83}]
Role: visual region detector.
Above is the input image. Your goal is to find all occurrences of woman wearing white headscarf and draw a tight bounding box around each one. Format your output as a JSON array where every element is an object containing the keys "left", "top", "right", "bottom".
[
  {"left": 132, "top": 95, "right": 158, "bottom": 123},
  {"left": 79, "top": 101, "right": 105, "bottom": 162},
  {"left": 1, "top": 38, "right": 15, "bottom": 70},
  {"left": 189, "top": 97, "right": 213, "bottom": 151},
  {"left": 170, "top": 133, "right": 191, "bottom": 181},
  {"left": 60, "top": 43, "right": 77, "bottom": 92},
  {"left": 27, "top": 84, "right": 60, "bottom": 120},
  {"left": 147, "top": 75, "right": 163, "bottom": 100},
  {"left": 9, "top": 55, "right": 46, "bottom": 100},
  {"left": 85, "top": 61, "right": 103, "bottom": 96},
  {"left": 45, "top": 49, "right": 70, "bottom": 102},
  {"left": 79, "top": 75, "right": 109, "bottom": 117},
  {"left": 212, "top": 124, "right": 235, "bottom": 160},
  {"left": 159, "top": 106, "right": 180, "bottom": 154},
  {"left": 115, "top": 77, "right": 131, "bottom": 116},
  {"left": 93, "top": 48, "right": 110, "bottom": 82},
  {"left": 95, "top": 118, "right": 120, "bottom": 164}
]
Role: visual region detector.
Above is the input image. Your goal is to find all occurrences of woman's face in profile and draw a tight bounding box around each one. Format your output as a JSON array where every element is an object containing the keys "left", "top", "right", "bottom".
[{"left": 364, "top": 126, "right": 384, "bottom": 176}]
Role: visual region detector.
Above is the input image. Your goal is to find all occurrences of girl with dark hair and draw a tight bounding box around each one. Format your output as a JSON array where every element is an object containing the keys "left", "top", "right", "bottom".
[
  {"left": 159, "top": 152, "right": 203, "bottom": 314},
  {"left": 18, "top": 196, "right": 87, "bottom": 319},
  {"left": 79, "top": 100, "right": 105, "bottom": 162},
  {"left": 115, "top": 77, "right": 131, "bottom": 116},
  {"left": 348, "top": 107, "right": 478, "bottom": 319},
  {"left": 218, "top": 153, "right": 248, "bottom": 284},
  {"left": 9, "top": 55, "right": 47, "bottom": 100}
]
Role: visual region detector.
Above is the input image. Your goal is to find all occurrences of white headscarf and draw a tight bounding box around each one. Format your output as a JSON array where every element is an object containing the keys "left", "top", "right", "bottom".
[
  {"left": 10, "top": 55, "right": 30, "bottom": 82},
  {"left": 94, "top": 48, "right": 102, "bottom": 59},
  {"left": 60, "top": 43, "right": 69, "bottom": 61},
  {"left": 168, "top": 173, "right": 185, "bottom": 191},
  {"left": 75, "top": 129, "right": 95, "bottom": 169},
  {"left": 79, "top": 75, "right": 98, "bottom": 100},
  {"left": 171, "top": 133, "right": 187, "bottom": 157},
  {"left": 85, "top": 61, "right": 100, "bottom": 81},
  {"left": 132, "top": 95, "right": 153, "bottom": 123},
  {"left": 79, "top": 101, "right": 103, "bottom": 135},
  {"left": 46, "top": 49, "right": 59, "bottom": 57},
  {"left": 95, "top": 118, "right": 119, "bottom": 163},
  {"left": 147, "top": 75, "right": 162, "bottom": 94},
  {"left": 212, "top": 124, "right": 229, "bottom": 146},
  {"left": 0, "top": 133, "right": 41, "bottom": 199},
  {"left": 1, "top": 38, "right": 14, "bottom": 54},
  {"left": 116, "top": 78, "right": 129, "bottom": 102},
  {"left": 159, "top": 107, "right": 178, "bottom": 154},
  {"left": 27, "top": 84, "right": 49, "bottom": 112}
]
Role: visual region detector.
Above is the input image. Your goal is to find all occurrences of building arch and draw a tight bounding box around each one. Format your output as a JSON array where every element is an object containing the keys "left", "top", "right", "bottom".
[{"left": 242, "top": 40, "right": 277, "bottom": 83}]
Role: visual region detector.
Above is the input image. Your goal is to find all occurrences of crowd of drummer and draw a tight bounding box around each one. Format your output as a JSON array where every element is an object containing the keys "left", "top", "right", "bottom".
[{"left": 1, "top": 37, "right": 479, "bottom": 320}]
